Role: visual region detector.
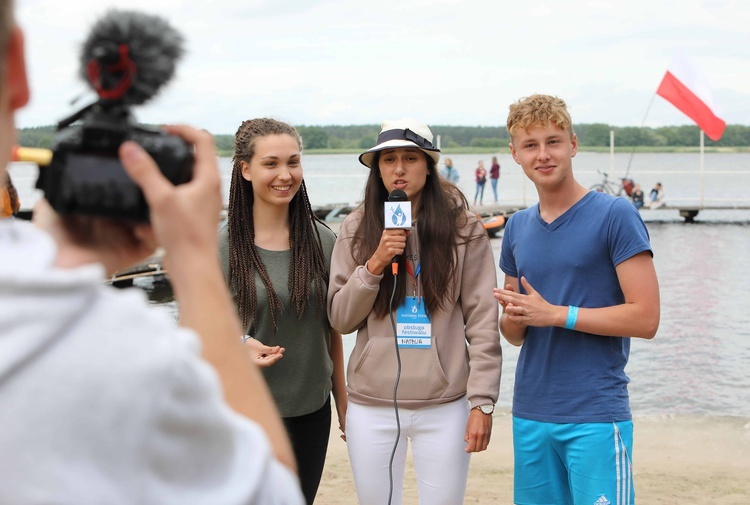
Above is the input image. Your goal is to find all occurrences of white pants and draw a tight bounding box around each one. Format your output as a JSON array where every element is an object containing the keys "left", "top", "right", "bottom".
[{"left": 346, "top": 398, "right": 471, "bottom": 505}]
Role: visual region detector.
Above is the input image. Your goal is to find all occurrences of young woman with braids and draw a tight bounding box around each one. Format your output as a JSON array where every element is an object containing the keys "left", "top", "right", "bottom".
[
  {"left": 327, "top": 118, "right": 503, "bottom": 504},
  {"left": 219, "top": 118, "right": 346, "bottom": 504}
]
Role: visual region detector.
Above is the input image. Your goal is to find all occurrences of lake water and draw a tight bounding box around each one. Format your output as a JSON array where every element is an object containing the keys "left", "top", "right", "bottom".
[
  {"left": 10, "top": 150, "right": 750, "bottom": 211},
  {"left": 9, "top": 151, "right": 750, "bottom": 418},
  {"left": 219, "top": 150, "right": 750, "bottom": 210}
]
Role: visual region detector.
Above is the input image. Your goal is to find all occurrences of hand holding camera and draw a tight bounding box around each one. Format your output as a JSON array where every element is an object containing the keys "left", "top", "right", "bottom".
[{"left": 119, "top": 125, "right": 223, "bottom": 282}]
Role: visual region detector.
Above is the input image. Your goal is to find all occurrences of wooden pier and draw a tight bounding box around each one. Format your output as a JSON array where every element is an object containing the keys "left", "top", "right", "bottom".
[
  {"left": 109, "top": 250, "right": 166, "bottom": 287},
  {"left": 312, "top": 202, "right": 524, "bottom": 223},
  {"left": 659, "top": 205, "right": 750, "bottom": 223},
  {"left": 313, "top": 202, "right": 750, "bottom": 225}
]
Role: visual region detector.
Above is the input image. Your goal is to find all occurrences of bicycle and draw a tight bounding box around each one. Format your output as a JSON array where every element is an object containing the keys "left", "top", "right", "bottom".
[{"left": 589, "top": 168, "right": 633, "bottom": 197}]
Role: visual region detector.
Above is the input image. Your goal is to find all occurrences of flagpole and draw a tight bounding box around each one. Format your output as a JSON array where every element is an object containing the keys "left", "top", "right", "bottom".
[
  {"left": 700, "top": 130, "right": 705, "bottom": 207},
  {"left": 625, "top": 92, "right": 657, "bottom": 179}
]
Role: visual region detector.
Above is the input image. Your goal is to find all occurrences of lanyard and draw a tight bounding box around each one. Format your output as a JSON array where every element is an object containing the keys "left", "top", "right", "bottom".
[
  {"left": 405, "top": 260, "right": 422, "bottom": 300},
  {"left": 405, "top": 260, "right": 421, "bottom": 279},
  {"left": 405, "top": 226, "right": 422, "bottom": 301}
]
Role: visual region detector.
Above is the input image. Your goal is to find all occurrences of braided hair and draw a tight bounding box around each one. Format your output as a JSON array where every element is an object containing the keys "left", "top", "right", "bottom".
[{"left": 227, "top": 118, "right": 329, "bottom": 333}]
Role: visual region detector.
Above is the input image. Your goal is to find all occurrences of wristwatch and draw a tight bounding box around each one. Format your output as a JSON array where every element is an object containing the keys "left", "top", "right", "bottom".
[{"left": 474, "top": 404, "right": 494, "bottom": 415}]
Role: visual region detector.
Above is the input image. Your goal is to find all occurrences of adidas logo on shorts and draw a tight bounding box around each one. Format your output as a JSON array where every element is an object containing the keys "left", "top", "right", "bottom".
[{"left": 594, "top": 496, "right": 611, "bottom": 505}]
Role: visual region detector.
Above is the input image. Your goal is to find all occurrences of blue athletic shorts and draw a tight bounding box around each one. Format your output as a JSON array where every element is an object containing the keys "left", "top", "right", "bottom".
[{"left": 513, "top": 417, "right": 635, "bottom": 505}]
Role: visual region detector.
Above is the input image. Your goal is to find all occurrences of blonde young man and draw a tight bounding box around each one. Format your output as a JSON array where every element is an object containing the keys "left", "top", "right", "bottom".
[
  {"left": 494, "top": 94, "right": 660, "bottom": 505},
  {"left": 0, "top": 3, "right": 303, "bottom": 503}
]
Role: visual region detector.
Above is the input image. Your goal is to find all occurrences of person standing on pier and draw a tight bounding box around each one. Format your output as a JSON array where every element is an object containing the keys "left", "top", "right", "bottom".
[
  {"left": 328, "top": 118, "right": 502, "bottom": 504},
  {"left": 473, "top": 159, "right": 487, "bottom": 206},
  {"left": 442, "top": 156, "right": 460, "bottom": 183},
  {"left": 220, "top": 118, "right": 347, "bottom": 505},
  {"left": 494, "top": 94, "right": 660, "bottom": 505},
  {"left": 489, "top": 155, "right": 500, "bottom": 203}
]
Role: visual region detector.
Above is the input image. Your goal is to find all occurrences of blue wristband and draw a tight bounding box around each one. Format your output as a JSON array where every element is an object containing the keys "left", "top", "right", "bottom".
[{"left": 565, "top": 305, "right": 579, "bottom": 330}]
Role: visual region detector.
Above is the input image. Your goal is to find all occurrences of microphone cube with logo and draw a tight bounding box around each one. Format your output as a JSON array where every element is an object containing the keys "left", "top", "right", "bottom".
[{"left": 385, "top": 189, "right": 411, "bottom": 229}]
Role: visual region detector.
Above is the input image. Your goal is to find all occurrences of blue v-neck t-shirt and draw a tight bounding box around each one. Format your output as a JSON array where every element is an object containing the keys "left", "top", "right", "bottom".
[{"left": 499, "top": 191, "right": 652, "bottom": 423}]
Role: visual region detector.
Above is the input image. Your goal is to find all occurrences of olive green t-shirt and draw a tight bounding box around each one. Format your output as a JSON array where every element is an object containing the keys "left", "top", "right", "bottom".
[{"left": 219, "top": 220, "right": 336, "bottom": 418}]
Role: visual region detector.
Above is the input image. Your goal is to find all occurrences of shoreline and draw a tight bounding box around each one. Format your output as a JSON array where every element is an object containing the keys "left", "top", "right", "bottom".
[
  {"left": 214, "top": 146, "right": 750, "bottom": 157},
  {"left": 317, "top": 411, "right": 750, "bottom": 504}
]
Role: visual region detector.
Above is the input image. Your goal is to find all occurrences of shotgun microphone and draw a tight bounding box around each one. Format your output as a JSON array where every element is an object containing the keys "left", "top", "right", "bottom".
[{"left": 385, "top": 189, "right": 411, "bottom": 275}]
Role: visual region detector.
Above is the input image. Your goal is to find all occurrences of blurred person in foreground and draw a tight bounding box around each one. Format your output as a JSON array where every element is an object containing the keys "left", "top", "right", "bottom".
[
  {"left": 0, "top": 171, "right": 19, "bottom": 216},
  {"left": 494, "top": 94, "right": 659, "bottom": 505},
  {"left": 0, "top": 3, "right": 303, "bottom": 503}
]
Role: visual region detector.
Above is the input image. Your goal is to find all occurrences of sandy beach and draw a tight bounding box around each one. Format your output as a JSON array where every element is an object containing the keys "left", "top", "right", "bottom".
[{"left": 316, "top": 411, "right": 750, "bottom": 504}]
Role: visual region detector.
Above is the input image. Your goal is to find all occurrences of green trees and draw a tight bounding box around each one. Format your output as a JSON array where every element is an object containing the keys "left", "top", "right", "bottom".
[
  {"left": 14, "top": 123, "right": 750, "bottom": 153},
  {"left": 16, "top": 126, "right": 55, "bottom": 149},
  {"left": 213, "top": 135, "right": 234, "bottom": 153},
  {"left": 296, "top": 126, "right": 328, "bottom": 149},
  {"left": 577, "top": 123, "right": 611, "bottom": 146}
]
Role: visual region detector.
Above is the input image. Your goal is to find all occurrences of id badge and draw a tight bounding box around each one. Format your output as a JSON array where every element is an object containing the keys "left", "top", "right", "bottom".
[{"left": 396, "top": 296, "right": 431, "bottom": 349}]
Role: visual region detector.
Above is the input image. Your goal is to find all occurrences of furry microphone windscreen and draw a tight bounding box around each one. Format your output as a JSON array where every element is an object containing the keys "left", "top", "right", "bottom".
[{"left": 79, "top": 9, "right": 185, "bottom": 106}]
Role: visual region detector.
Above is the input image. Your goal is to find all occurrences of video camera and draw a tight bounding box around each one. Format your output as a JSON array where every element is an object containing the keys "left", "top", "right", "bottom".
[{"left": 36, "top": 10, "right": 193, "bottom": 222}]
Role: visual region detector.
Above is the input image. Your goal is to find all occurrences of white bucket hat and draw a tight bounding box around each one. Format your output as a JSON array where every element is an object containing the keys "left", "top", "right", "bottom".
[{"left": 358, "top": 118, "right": 441, "bottom": 169}]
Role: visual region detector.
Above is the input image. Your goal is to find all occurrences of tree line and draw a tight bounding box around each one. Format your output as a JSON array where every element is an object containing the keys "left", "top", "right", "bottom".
[{"left": 17, "top": 123, "right": 750, "bottom": 153}]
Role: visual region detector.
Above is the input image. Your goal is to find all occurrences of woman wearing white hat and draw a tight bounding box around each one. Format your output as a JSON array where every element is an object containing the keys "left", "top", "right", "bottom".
[{"left": 327, "top": 119, "right": 502, "bottom": 504}]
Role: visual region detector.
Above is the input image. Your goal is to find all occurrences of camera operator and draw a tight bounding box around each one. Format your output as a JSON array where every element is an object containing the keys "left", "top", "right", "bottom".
[{"left": 0, "top": 3, "right": 303, "bottom": 503}]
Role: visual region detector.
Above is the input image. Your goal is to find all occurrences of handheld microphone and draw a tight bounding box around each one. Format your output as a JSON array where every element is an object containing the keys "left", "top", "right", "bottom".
[
  {"left": 384, "top": 189, "right": 410, "bottom": 505},
  {"left": 385, "top": 189, "right": 411, "bottom": 275}
]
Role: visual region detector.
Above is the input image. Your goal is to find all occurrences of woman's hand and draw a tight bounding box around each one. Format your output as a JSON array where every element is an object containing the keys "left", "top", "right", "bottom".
[
  {"left": 336, "top": 399, "right": 347, "bottom": 442},
  {"left": 366, "top": 228, "right": 410, "bottom": 275},
  {"left": 464, "top": 409, "right": 492, "bottom": 453},
  {"left": 243, "top": 337, "right": 285, "bottom": 367}
]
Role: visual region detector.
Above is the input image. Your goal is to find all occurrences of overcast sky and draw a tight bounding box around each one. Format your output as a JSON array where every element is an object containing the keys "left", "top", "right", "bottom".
[{"left": 15, "top": 0, "right": 750, "bottom": 135}]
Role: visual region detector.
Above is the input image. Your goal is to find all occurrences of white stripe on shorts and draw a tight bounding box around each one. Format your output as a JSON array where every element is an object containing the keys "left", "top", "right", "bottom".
[{"left": 613, "top": 422, "right": 632, "bottom": 505}]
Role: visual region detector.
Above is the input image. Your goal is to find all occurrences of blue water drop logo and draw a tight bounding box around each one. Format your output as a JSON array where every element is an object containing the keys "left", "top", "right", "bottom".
[{"left": 391, "top": 204, "right": 406, "bottom": 227}]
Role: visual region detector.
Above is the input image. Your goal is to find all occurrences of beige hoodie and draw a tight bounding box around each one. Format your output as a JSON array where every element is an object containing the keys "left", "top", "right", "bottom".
[{"left": 327, "top": 209, "right": 502, "bottom": 409}]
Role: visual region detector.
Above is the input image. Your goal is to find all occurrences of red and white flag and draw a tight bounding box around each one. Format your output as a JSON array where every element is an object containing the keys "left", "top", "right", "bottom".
[{"left": 656, "top": 55, "right": 726, "bottom": 141}]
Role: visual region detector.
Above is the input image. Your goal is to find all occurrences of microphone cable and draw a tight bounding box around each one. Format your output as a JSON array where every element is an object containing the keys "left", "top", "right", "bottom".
[{"left": 387, "top": 261, "right": 402, "bottom": 505}]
